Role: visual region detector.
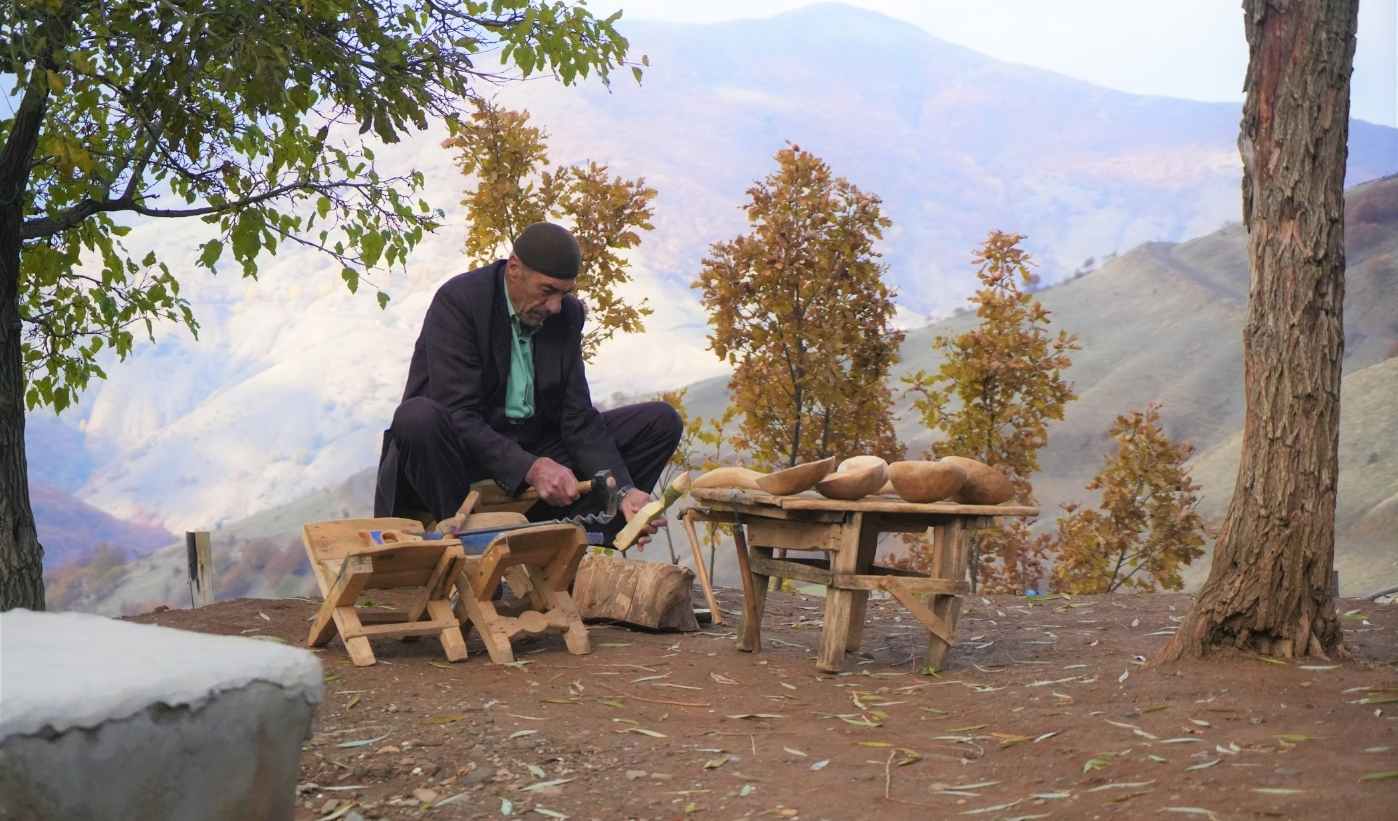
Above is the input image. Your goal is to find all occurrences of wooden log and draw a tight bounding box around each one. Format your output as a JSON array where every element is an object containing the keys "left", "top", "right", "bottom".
[
  {"left": 572, "top": 554, "right": 701, "bottom": 632},
  {"left": 186, "top": 531, "right": 213, "bottom": 608}
]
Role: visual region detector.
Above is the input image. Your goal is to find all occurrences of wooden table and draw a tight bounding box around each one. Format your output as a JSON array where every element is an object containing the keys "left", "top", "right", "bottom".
[{"left": 687, "top": 488, "right": 1037, "bottom": 672}]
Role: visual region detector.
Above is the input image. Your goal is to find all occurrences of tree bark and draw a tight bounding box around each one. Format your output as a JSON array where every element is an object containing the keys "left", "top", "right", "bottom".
[
  {"left": 0, "top": 43, "right": 58, "bottom": 612},
  {"left": 1154, "top": 0, "right": 1357, "bottom": 663}
]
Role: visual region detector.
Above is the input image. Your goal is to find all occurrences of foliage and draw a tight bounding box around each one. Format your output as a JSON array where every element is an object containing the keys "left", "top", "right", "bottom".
[
  {"left": 1054, "top": 403, "right": 1207, "bottom": 594},
  {"left": 694, "top": 144, "right": 903, "bottom": 470},
  {"left": 5, "top": 0, "right": 636, "bottom": 411},
  {"left": 655, "top": 388, "right": 739, "bottom": 579},
  {"left": 42, "top": 544, "right": 128, "bottom": 611},
  {"left": 442, "top": 99, "right": 655, "bottom": 359},
  {"left": 896, "top": 231, "right": 1079, "bottom": 592}
]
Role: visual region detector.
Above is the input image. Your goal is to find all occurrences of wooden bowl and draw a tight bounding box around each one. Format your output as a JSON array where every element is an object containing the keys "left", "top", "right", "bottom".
[
  {"left": 876, "top": 479, "right": 897, "bottom": 496},
  {"left": 887, "top": 461, "right": 967, "bottom": 504},
  {"left": 815, "top": 463, "right": 888, "bottom": 501},
  {"left": 691, "top": 467, "right": 764, "bottom": 490},
  {"left": 755, "top": 457, "right": 836, "bottom": 496},
  {"left": 838, "top": 455, "right": 887, "bottom": 473},
  {"left": 940, "top": 456, "right": 1015, "bottom": 505}
]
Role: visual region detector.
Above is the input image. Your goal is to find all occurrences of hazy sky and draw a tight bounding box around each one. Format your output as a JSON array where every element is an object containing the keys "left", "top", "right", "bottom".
[{"left": 594, "top": 0, "right": 1398, "bottom": 127}]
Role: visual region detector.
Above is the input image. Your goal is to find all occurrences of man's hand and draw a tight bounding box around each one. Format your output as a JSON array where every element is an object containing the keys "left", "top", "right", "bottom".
[
  {"left": 620, "top": 487, "right": 664, "bottom": 551},
  {"left": 526, "top": 457, "right": 581, "bottom": 507}
]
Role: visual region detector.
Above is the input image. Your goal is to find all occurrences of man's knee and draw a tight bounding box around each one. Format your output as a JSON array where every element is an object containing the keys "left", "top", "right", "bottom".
[
  {"left": 391, "top": 397, "right": 453, "bottom": 447},
  {"left": 640, "top": 400, "right": 683, "bottom": 446}
]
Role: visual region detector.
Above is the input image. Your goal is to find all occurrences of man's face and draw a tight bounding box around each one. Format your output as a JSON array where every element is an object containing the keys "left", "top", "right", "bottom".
[{"left": 505, "top": 255, "right": 576, "bottom": 327}]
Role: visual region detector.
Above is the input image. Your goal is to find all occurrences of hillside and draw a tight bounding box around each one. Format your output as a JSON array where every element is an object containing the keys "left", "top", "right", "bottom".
[
  {"left": 24, "top": 3, "right": 1398, "bottom": 539},
  {"left": 30, "top": 484, "right": 175, "bottom": 571}
]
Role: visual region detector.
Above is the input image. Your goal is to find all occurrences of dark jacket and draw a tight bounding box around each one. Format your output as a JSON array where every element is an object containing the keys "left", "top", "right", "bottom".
[{"left": 399, "top": 260, "right": 630, "bottom": 494}]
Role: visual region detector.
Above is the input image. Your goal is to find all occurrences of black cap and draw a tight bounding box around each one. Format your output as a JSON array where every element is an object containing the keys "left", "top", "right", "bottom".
[{"left": 512, "top": 222, "right": 582, "bottom": 280}]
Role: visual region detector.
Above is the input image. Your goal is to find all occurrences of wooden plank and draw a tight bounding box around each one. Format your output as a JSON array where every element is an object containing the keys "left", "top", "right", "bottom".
[
  {"left": 882, "top": 578, "right": 957, "bottom": 646},
  {"left": 405, "top": 545, "right": 463, "bottom": 623},
  {"left": 745, "top": 519, "right": 843, "bottom": 552},
  {"left": 690, "top": 487, "right": 1036, "bottom": 517},
  {"left": 832, "top": 575, "right": 969, "bottom": 594},
  {"left": 749, "top": 555, "right": 833, "bottom": 586},
  {"left": 332, "top": 607, "right": 376, "bottom": 666},
  {"left": 307, "top": 555, "right": 374, "bottom": 647},
  {"left": 817, "top": 514, "right": 864, "bottom": 672},
  {"left": 186, "top": 531, "right": 213, "bottom": 608},
  {"left": 925, "top": 519, "right": 969, "bottom": 671},
  {"left": 686, "top": 496, "right": 845, "bottom": 523},
  {"left": 341, "top": 617, "right": 461, "bottom": 639}
]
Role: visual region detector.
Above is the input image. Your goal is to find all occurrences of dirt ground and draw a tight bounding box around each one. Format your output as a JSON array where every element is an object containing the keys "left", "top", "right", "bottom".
[{"left": 129, "top": 588, "right": 1398, "bottom": 821}]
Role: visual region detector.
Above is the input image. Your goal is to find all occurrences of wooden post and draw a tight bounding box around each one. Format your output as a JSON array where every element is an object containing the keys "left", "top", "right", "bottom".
[{"left": 186, "top": 531, "right": 213, "bottom": 608}]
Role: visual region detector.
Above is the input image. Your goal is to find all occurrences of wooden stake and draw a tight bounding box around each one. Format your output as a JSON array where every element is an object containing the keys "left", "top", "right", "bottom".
[{"left": 186, "top": 531, "right": 213, "bottom": 608}]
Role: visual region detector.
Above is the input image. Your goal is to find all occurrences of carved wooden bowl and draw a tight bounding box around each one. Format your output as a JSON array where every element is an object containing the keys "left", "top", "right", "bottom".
[
  {"left": 940, "top": 456, "right": 1015, "bottom": 505},
  {"left": 887, "top": 460, "right": 968, "bottom": 504},
  {"left": 691, "top": 467, "right": 764, "bottom": 490},
  {"left": 815, "top": 463, "right": 888, "bottom": 501},
  {"left": 755, "top": 457, "right": 836, "bottom": 496}
]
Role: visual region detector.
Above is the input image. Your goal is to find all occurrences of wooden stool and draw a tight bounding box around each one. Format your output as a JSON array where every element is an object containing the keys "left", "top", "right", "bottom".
[
  {"left": 452, "top": 521, "right": 591, "bottom": 664},
  {"left": 302, "top": 518, "right": 469, "bottom": 667}
]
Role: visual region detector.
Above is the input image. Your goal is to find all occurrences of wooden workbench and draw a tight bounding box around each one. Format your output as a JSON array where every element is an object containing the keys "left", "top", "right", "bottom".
[{"left": 687, "top": 487, "right": 1038, "bottom": 672}]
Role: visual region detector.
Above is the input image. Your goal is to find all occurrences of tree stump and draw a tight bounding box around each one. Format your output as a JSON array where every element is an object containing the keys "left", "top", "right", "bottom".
[{"left": 573, "top": 554, "right": 700, "bottom": 631}]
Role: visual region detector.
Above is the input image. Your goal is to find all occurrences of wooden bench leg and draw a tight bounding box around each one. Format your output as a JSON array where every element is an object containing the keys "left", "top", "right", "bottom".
[
  {"left": 308, "top": 556, "right": 374, "bottom": 647},
  {"left": 546, "top": 588, "right": 591, "bottom": 656},
  {"left": 682, "top": 509, "right": 723, "bottom": 625},
  {"left": 460, "top": 594, "right": 515, "bottom": 664},
  {"left": 332, "top": 607, "right": 377, "bottom": 666},
  {"left": 427, "top": 599, "right": 469, "bottom": 662},
  {"left": 843, "top": 519, "right": 880, "bottom": 652},
  {"left": 818, "top": 514, "right": 866, "bottom": 672},
  {"left": 924, "top": 520, "right": 971, "bottom": 671}
]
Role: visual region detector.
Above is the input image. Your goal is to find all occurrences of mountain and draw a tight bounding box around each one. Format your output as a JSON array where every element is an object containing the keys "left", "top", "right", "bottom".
[
  {"left": 58, "top": 175, "right": 1398, "bottom": 615},
  {"left": 30, "top": 484, "right": 175, "bottom": 570},
  {"left": 23, "top": 3, "right": 1398, "bottom": 541}
]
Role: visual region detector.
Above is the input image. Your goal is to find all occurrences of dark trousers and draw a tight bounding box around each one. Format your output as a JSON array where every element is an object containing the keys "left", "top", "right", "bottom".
[{"left": 374, "top": 398, "right": 682, "bottom": 543}]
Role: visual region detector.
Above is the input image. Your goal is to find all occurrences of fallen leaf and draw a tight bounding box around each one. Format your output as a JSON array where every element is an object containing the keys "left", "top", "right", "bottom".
[
  {"left": 1142, "top": 703, "right": 1172, "bottom": 713},
  {"left": 959, "top": 799, "right": 1021, "bottom": 815},
  {"left": 501, "top": 798, "right": 514, "bottom": 815},
  {"left": 739, "top": 783, "right": 754, "bottom": 797},
  {"left": 783, "top": 747, "right": 807, "bottom": 757},
  {"left": 1160, "top": 738, "right": 1205, "bottom": 744},
  {"left": 1033, "top": 731, "right": 1060, "bottom": 742},
  {"left": 1274, "top": 734, "right": 1329, "bottom": 742},
  {"left": 809, "top": 759, "right": 829, "bottom": 771},
  {"left": 1185, "top": 759, "right": 1219, "bottom": 771},
  {"left": 1252, "top": 788, "right": 1306, "bottom": 795},
  {"left": 250, "top": 635, "right": 287, "bottom": 643},
  {"left": 1159, "top": 809, "right": 1218, "bottom": 819},
  {"left": 1359, "top": 771, "right": 1398, "bottom": 781},
  {"left": 622, "top": 728, "right": 667, "bottom": 738},
  {"left": 949, "top": 724, "right": 988, "bottom": 732},
  {"left": 532, "top": 808, "right": 568, "bottom": 819},
  {"left": 854, "top": 741, "right": 893, "bottom": 747},
  {"left": 597, "top": 642, "right": 633, "bottom": 647},
  {"left": 429, "top": 661, "right": 453, "bottom": 669},
  {"left": 1299, "top": 665, "right": 1339, "bottom": 671},
  {"left": 632, "top": 674, "right": 670, "bottom": 683},
  {"left": 544, "top": 699, "right": 577, "bottom": 705},
  {"left": 728, "top": 714, "right": 784, "bottom": 720},
  {"left": 346, "top": 693, "right": 361, "bottom": 710},
  {"left": 711, "top": 672, "right": 741, "bottom": 685},
  {"left": 1241, "top": 653, "right": 1286, "bottom": 666},
  {"left": 598, "top": 699, "right": 626, "bottom": 709},
  {"left": 336, "top": 733, "right": 389, "bottom": 748},
  {"left": 528, "top": 764, "right": 546, "bottom": 778},
  {"left": 1086, "top": 781, "right": 1154, "bottom": 792},
  {"left": 522, "top": 779, "right": 574, "bottom": 792},
  {"left": 703, "top": 756, "right": 730, "bottom": 770},
  {"left": 508, "top": 730, "right": 538, "bottom": 739},
  {"left": 951, "top": 781, "right": 1002, "bottom": 790}
]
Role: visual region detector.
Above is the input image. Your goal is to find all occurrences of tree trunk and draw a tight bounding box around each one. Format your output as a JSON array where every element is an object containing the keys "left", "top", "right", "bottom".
[
  {"left": 0, "top": 48, "right": 57, "bottom": 612},
  {"left": 1154, "top": 0, "right": 1357, "bottom": 663}
]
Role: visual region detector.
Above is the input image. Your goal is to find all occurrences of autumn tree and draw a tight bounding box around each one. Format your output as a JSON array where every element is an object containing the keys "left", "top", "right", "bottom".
[
  {"left": 1154, "top": 0, "right": 1358, "bottom": 663},
  {"left": 1055, "top": 404, "right": 1207, "bottom": 594},
  {"left": 443, "top": 99, "right": 655, "bottom": 359},
  {"left": 695, "top": 145, "right": 903, "bottom": 470},
  {"left": 0, "top": 0, "right": 635, "bottom": 610},
  {"left": 900, "top": 231, "right": 1079, "bottom": 592}
]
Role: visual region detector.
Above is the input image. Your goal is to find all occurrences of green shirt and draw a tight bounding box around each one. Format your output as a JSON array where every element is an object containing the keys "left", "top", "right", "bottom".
[{"left": 504, "top": 283, "right": 537, "bottom": 421}]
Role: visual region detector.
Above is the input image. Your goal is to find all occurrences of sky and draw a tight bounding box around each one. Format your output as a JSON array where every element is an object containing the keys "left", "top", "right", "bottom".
[{"left": 592, "top": 0, "right": 1398, "bottom": 128}]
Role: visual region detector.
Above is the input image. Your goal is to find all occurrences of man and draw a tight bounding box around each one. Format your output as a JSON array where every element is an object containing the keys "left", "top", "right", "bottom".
[{"left": 374, "top": 222, "right": 682, "bottom": 548}]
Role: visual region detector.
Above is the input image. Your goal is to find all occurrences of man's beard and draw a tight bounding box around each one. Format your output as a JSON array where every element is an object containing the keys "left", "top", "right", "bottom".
[{"left": 520, "top": 310, "right": 549, "bottom": 328}]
